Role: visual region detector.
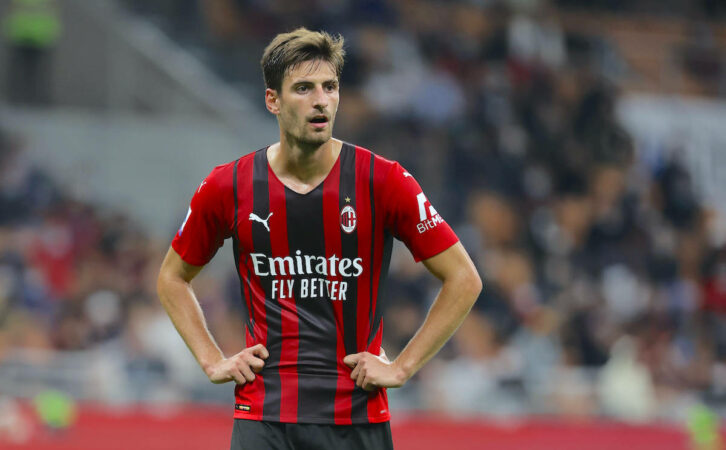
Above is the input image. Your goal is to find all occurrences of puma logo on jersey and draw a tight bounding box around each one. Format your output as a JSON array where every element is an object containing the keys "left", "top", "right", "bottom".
[
  {"left": 403, "top": 172, "right": 412, "bottom": 178},
  {"left": 249, "top": 212, "right": 273, "bottom": 232}
]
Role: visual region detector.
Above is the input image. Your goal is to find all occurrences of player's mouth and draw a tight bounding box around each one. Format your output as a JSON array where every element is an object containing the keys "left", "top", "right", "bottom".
[{"left": 308, "top": 115, "right": 329, "bottom": 129}]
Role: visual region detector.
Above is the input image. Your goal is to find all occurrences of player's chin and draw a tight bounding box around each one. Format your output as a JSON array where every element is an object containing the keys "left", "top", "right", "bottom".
[{"left": 302, "top": 131, "right": 332, "bottom": 146}]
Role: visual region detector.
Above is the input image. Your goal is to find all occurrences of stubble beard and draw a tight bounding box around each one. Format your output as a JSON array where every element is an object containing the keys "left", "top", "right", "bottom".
[{"left": 287, "top": 119, "right": 334, "bottom": 153}]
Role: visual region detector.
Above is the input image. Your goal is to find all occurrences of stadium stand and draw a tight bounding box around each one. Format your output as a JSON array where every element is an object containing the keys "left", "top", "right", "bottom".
[{"left": 0, "top": 0, "right": 725, "bottom": 447}]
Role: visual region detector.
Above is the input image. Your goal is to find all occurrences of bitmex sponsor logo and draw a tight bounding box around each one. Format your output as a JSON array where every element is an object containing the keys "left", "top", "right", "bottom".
[
  {"left": 416, "top": 192, "right": 444, "bottom": 234},
  {"left": 250, "top": 250, "right": 363, "bottom": 278},
  {"left": 417, "top": 214, "right": 444, "bottom": 234}
]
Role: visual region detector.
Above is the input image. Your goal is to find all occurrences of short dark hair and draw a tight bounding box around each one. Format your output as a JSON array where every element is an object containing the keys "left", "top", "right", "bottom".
[{"left": 261, "top": 27, "right": 345, "bottom": 92}]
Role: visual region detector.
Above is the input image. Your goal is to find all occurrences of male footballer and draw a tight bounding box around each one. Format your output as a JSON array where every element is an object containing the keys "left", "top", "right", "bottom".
[{"left": 157, "top": 27, "right": 482, "bottom": 449}]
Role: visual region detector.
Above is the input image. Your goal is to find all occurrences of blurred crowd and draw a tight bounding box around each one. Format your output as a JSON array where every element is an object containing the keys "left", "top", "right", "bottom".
[
  {"left": 0, "top": 129, "right": 250, "bottom": 403},
  {"left": 1, "top": 0, "right": 726, "bottom": 422}
]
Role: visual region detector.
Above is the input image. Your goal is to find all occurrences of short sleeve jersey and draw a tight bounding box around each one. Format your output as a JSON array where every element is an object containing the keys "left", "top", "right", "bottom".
[{"left": 171, "top": 143, "right": 458, "bottom": 425}]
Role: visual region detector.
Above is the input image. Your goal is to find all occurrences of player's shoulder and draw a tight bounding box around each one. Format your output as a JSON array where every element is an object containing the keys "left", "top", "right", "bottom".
[
  {"left": 203, "top": 160, "right": 235, "bottom": 192},
  {"left": 346, "top": 142, "right": 400, "bottom": 175},
  {"left": 205, "top": 150, "right": 259, "bottom": 189}
]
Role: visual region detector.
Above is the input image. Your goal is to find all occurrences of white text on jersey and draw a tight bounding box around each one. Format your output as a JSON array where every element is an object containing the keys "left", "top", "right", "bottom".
[
  {"left": 249, "top": 251, "right": 363, "bottom": 277},
  {"left": 415, "top": 192, "right": 444, "bottom": 234}
]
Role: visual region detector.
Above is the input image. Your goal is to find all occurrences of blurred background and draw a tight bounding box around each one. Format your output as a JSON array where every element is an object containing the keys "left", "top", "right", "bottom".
[{"left": 0, "top": 0, "right": 725, "bottom": 449}]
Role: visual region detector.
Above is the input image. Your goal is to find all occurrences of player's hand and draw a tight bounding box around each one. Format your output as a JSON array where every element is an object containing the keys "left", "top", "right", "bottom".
[
  {"left": 343, "top": 348, "right": 405, "bottom": 391},
  {"left": 378, "top": 347, "right": 390, "bottom": 364},
  {"left": 205, "top": 344, "right": 269, "bottom": 385}
]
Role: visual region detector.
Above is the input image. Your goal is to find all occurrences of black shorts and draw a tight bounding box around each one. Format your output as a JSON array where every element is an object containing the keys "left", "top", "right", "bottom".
[{"left": 230, "top": 418, "right": 394, "bottom": 450}]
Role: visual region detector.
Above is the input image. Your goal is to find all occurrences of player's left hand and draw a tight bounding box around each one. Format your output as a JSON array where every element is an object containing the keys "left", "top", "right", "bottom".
[{"left": 343, "top": 348, "right": 406, "bottom": 391}]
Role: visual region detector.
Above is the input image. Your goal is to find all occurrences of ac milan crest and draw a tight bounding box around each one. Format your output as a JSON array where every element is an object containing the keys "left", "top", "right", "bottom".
[{"left": 340, "top": 205, "right": 357, "bottom": 233}]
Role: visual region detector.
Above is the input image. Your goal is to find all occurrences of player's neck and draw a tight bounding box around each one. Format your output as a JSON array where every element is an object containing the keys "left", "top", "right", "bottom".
[{"left": 268, "top": 137, "right": 342, "bottom": 191}]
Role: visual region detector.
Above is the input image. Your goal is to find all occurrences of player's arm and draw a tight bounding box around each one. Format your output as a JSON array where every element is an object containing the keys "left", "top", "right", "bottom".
[
  {"left": 157, "top": 247, "right": 268, "bottom": 385},
  {"left": 394, "top": 242, "right": 481, "bottom": 380},
  {"left": 344, "top": 242, "right": 481, "bottom": 390}
]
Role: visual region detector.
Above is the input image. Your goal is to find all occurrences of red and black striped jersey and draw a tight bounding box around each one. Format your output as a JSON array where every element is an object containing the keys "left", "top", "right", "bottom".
[{"left": 171, "top": 143, "right": 458, "bottom": 424}]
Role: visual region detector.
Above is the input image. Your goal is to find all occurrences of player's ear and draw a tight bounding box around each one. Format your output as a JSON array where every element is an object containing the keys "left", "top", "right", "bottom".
[{"left": 265, "top": 88, "right": 280, "bottom": 115}]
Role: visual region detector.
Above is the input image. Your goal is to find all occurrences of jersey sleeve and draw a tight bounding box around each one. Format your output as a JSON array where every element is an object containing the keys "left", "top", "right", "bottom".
[
  {"left": 171, "top": 168, "right": 233, "bottom": 266},
  {"left": 382, "top": 162, "right": 459, "bottom": 262}
]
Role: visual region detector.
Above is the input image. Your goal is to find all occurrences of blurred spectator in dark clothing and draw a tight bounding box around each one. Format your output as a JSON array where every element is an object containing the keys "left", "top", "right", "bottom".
[{"left": 654, "top": 155, "right": 701, "bottom": 230}]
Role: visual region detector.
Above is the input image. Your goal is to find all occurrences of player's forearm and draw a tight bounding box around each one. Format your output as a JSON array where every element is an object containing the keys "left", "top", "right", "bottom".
[
  {"left": 392, "top": 271, "right": 481, "bottom": 383},
  {"left": 157, "top": 275, "right": 224, "bottom": 374}
]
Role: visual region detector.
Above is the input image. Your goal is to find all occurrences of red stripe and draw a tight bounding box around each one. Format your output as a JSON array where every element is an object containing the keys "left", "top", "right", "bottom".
[
  {"left": 267, "top": 165, "right": 299, "bottom": 422},
  {"left": 356, "top": 148, "right": 387, "bottom": 423},
  {"left": 369, "top": 155, "right": 388, "bottom": 346},
  {"left": 323, "top": 159, "right": 353, "bottom": 424},
  {"left": 354, "top": 148, "right": 372, "bottom": 354},
  {"left": 367, "top": 154, "right": 389, "bottom": 422},
  {"left": 241, "top": 258, "right": 253, "bottom": 347},
  {"left": 236, "top": 160, "right": 254, "bottom": 347},
  {"left": 234, "top": 155, "right": 266, "bottom": 418},
  {"left": 235, "top": 160, "right": 254, "bottom": 347},
  {"left": 367, "top": 319, "right": 388, "bottom": 419}
]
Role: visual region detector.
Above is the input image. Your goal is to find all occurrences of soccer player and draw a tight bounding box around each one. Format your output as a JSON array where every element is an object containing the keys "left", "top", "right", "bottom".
[{"left": 157, "top": 28, "right": 482, "bottom": 449}]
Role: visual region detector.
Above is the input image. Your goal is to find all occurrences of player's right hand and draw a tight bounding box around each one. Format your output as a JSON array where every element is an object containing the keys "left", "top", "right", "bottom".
[{"left": 205, "top": 344, "right": 269, "bottom": 385}]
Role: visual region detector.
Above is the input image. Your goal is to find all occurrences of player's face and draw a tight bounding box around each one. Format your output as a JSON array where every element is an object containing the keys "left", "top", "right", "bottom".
[{"left": 267, "top": 59, "right": 340, "bottom": 149}]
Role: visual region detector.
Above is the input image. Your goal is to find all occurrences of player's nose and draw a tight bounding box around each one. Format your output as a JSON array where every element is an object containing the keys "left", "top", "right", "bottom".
[{"left": 311, "top": 85, "right": 329, "bottom": 109}]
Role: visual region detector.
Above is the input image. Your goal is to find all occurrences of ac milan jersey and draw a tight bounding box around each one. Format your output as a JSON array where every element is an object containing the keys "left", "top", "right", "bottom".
[{"left": 171, "top": 143, "right": 458, "bottom": 424}]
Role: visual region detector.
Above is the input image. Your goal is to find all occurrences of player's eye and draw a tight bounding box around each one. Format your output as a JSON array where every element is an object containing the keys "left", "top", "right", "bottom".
[{"left": 296, "top": 85, "right": 309, "bottom": 93}]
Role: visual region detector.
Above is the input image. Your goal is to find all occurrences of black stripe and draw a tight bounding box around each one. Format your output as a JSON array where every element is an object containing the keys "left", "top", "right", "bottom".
[
  {"left": 231, "top": 159, "right": 253, "bottom": 332},
  {"left": 284, "top": 177, "right": 338, "bottom": 422},
  {"left": 367, "top": 319, "right": 382, "bottom": 350},
  {"left": 252, "top": 148, "right": 280, "bottom": 421},
  {"left": 369, "top": 231, "right": 393, "bottom": 347},
  {"left": 339, "top": 144, "right": 358, "bottom": 358},
  {"left": 339, "top": 144, "right": 368, "bottom": 422}
]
